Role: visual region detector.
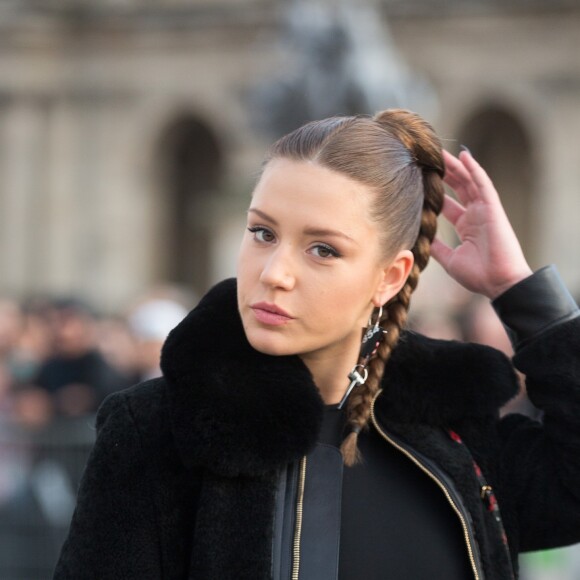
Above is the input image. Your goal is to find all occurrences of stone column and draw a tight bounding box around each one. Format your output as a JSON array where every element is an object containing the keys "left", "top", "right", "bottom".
[
  {"left": 44, "top": 98, "right": 80, "bottom": 296},
  {"left": 85, "top": 96, "right": 151, "bottom": 312},
  {"left": 0, "top": 97, "right": 49, "bottom": 296},
  {"left": 535, "top": 89, "right": 580, "bottom": 297}
]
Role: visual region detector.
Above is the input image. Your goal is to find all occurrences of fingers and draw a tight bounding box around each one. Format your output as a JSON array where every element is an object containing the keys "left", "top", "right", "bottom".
[
  {"left": 442, "top": 150, "right": 478, "bottom": 204},
  {"left": 430, "top": 238, "right": 453, "bottom": 271},
  {"left": 443, "top": 149, "right": 501, "bottom": 206},
  {"left": 440, "top": 194, "right": 465, "bottom": 226},
  {"left": 457, "top": 150, "right": 501, "bottom": 204}
]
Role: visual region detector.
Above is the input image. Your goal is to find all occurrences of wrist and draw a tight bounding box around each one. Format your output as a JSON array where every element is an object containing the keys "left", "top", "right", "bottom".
[{"left": 487, "top": 266, "right": 533, "bottom": 300}]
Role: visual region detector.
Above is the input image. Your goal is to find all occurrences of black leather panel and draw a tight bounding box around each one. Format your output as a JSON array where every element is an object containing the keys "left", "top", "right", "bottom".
[
  {"left": 272, "top": 461, "right": 297, "bottom": 580},
  {"left": 271, "top": 444, "right": 344, "bottom": 580},
  {"left": 299, "top": 443, "right": 343, "bottom": 580},
  {"left": 492, "top": 265, "right": 579, "bottom": 349}
]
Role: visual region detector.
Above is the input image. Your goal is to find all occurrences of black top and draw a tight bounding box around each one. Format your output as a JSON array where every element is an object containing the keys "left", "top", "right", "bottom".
[{"left": 319, "top": 403, "right": 473, "bottom": 580}]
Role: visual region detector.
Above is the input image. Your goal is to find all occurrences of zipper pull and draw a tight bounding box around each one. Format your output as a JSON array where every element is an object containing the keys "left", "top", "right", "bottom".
[{"left": 480, "top": 484, "right": 498, "bottom": 511}]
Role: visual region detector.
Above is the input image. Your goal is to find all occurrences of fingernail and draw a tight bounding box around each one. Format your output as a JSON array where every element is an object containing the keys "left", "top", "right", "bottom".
[{"left": 460, "top": 144, "right": 472, "bottom": 156}]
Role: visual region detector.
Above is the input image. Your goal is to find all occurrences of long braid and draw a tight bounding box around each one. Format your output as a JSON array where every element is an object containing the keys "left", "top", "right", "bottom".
[{"left": 339, "top": 111, "right": 445, "bottom": 467}]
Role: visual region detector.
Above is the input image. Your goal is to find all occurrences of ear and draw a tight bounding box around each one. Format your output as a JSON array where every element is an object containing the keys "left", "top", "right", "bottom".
[{"left": 371, "top": 250, "right": 414, "bottom": 307}]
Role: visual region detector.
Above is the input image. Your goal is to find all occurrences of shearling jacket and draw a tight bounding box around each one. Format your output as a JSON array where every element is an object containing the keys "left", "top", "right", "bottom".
[{"left": 54, "top": 267, "right": 580, "bottom": 580}]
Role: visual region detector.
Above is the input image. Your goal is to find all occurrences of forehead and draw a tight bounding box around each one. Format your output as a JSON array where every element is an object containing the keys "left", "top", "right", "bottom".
[{"left": 252, "top": 159, "right": 375, "bottom": 229}]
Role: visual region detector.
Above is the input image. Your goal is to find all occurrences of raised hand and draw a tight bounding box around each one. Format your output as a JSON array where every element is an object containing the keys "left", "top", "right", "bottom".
[{"left": 430, "top": 149, "right": 532, "bottom": 299}]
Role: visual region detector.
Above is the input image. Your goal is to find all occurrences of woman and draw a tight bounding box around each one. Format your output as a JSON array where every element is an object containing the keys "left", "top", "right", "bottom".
[{"left": 54, "top": 109, "right": 580, "bottom": 580}]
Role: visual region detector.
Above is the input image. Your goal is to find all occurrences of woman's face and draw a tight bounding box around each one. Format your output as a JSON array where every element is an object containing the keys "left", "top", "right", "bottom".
[{"left": 237, "top": 158, "right": 412, "bottom": 362}]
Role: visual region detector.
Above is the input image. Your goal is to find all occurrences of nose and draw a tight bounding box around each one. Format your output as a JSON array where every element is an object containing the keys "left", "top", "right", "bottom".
[{"left": 259, "top": 246, "right": 296, "bottom": 290}]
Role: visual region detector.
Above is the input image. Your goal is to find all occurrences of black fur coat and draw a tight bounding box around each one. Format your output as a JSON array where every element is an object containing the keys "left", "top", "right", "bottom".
[{"left": 54, "top": 278, "right": 580, "bottom": 579}]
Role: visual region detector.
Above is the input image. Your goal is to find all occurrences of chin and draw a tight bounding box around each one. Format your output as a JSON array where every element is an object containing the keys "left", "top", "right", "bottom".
[{"left": 243, "top": 327, "right": 298, "bottom": 357}]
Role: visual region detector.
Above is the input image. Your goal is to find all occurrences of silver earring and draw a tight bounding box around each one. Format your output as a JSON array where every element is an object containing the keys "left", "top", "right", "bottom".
[
  {"left": 338, "top": 305, "right": 387, "bottom": 409},
  {"left": 368, "top": 305, "right": 383, "bottom": 331}
]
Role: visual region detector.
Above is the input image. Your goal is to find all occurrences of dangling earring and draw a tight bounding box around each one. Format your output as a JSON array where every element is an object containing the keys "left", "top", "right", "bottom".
[{"left": 337, "top": 305, "right": 387, "bottom": 410}]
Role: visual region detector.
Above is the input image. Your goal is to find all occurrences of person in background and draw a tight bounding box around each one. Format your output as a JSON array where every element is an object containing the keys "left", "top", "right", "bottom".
[
  {"left": 0, "top": 299, "right": 22, "bottom": 417},
  {"left": 30, "top": 298, "right": 133, "bottom": 422},
  {"left": 95, "top": 315, "right": 141, "bottom": 386},
  {"left": 128, "top": 298, "right": 189, "bottom": 381}
]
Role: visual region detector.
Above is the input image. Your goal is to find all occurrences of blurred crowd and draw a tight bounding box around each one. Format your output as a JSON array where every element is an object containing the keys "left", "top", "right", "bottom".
[{"left": 0, "top": 287, "right": 194, "bottom": 428}]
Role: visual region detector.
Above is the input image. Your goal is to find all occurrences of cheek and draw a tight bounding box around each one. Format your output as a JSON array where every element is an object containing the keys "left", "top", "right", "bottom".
[
  {"left": 236, "top": 237, "right": 250, "bottom": 275},
  {"left": 237, "top": 240, "right": 258, "bottom": 287},
  {"left": 310, "top": 282, "right": 369, "bottom": 333}
]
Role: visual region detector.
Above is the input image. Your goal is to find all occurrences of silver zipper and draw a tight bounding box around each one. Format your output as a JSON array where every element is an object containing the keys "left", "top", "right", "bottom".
[
  {"left": 291, "top": 455, "right": 307, "bottom": 580},
  {"left": 370, "top": 389, "right": 481, "bottom": 580}
]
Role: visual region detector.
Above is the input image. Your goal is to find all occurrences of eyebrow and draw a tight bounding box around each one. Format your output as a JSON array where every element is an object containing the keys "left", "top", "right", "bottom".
[
  {"left": 247, "top": 207, "right": 356, "bottom": 244},
  {"left": 248, "top": 207, "right": 278, "bottom": 225}
]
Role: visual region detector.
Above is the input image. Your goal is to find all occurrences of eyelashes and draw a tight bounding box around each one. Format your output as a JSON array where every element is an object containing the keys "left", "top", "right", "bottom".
[
  {"left": 310, "top": 243, "right": 341, "bottom": 259},
  {"left": 247, "top": 225, "right": 275, "bottom": 244},
  {"left": 247, "top": 226, "right": 342, "bottom": 259}
]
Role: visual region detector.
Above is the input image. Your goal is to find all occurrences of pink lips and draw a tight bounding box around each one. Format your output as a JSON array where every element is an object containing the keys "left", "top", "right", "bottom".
[{"left": 250, "top": 302, "right": 294, "bottom": 326}]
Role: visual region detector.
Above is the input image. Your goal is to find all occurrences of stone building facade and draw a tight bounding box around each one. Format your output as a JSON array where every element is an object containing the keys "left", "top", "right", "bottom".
[{"left": 0, "top": 0, "right": 579, "bottom": 312}]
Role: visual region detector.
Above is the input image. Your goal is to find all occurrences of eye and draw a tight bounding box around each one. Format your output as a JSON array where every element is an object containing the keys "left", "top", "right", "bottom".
[
  {"left": 247, "top": 226, "right": 276, "bottom": 243},
  {"left": 310, "top": 243, "right": 341, "bottom": 259}
]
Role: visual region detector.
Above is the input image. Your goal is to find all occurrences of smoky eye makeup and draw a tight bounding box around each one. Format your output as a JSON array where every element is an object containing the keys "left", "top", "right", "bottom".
[
  {"left": 247, "top": 225, "right": 276, "bottom": 243},
  {"left": 309, "top": 243, "right": 342, "bottom": 259}
]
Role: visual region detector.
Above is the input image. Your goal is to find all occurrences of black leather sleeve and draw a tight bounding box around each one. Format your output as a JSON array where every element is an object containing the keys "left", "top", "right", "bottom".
[{"left": 491, "top": 265, "right": 579, "bottom": 351}]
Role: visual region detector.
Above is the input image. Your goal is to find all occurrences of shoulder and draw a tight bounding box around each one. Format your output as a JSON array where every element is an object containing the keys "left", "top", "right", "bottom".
[
  {"left": 95, "top": 377, "right": 173, "bottom": 451},
  {"left": 391, "top": 330, "right": 515, "bottom": 379},
  {"left": 376, "top": 331, "right": 519, "bottom": 424}
]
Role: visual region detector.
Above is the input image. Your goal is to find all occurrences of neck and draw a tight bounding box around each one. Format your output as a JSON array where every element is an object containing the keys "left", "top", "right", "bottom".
[{"left": 299, "top": 337, "right": 361, "bottom": 405}]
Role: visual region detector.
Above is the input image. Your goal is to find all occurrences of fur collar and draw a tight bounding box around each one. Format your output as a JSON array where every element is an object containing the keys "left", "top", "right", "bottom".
[{"left": 160, "top": 279, "right": 518, "bottom": 477}]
